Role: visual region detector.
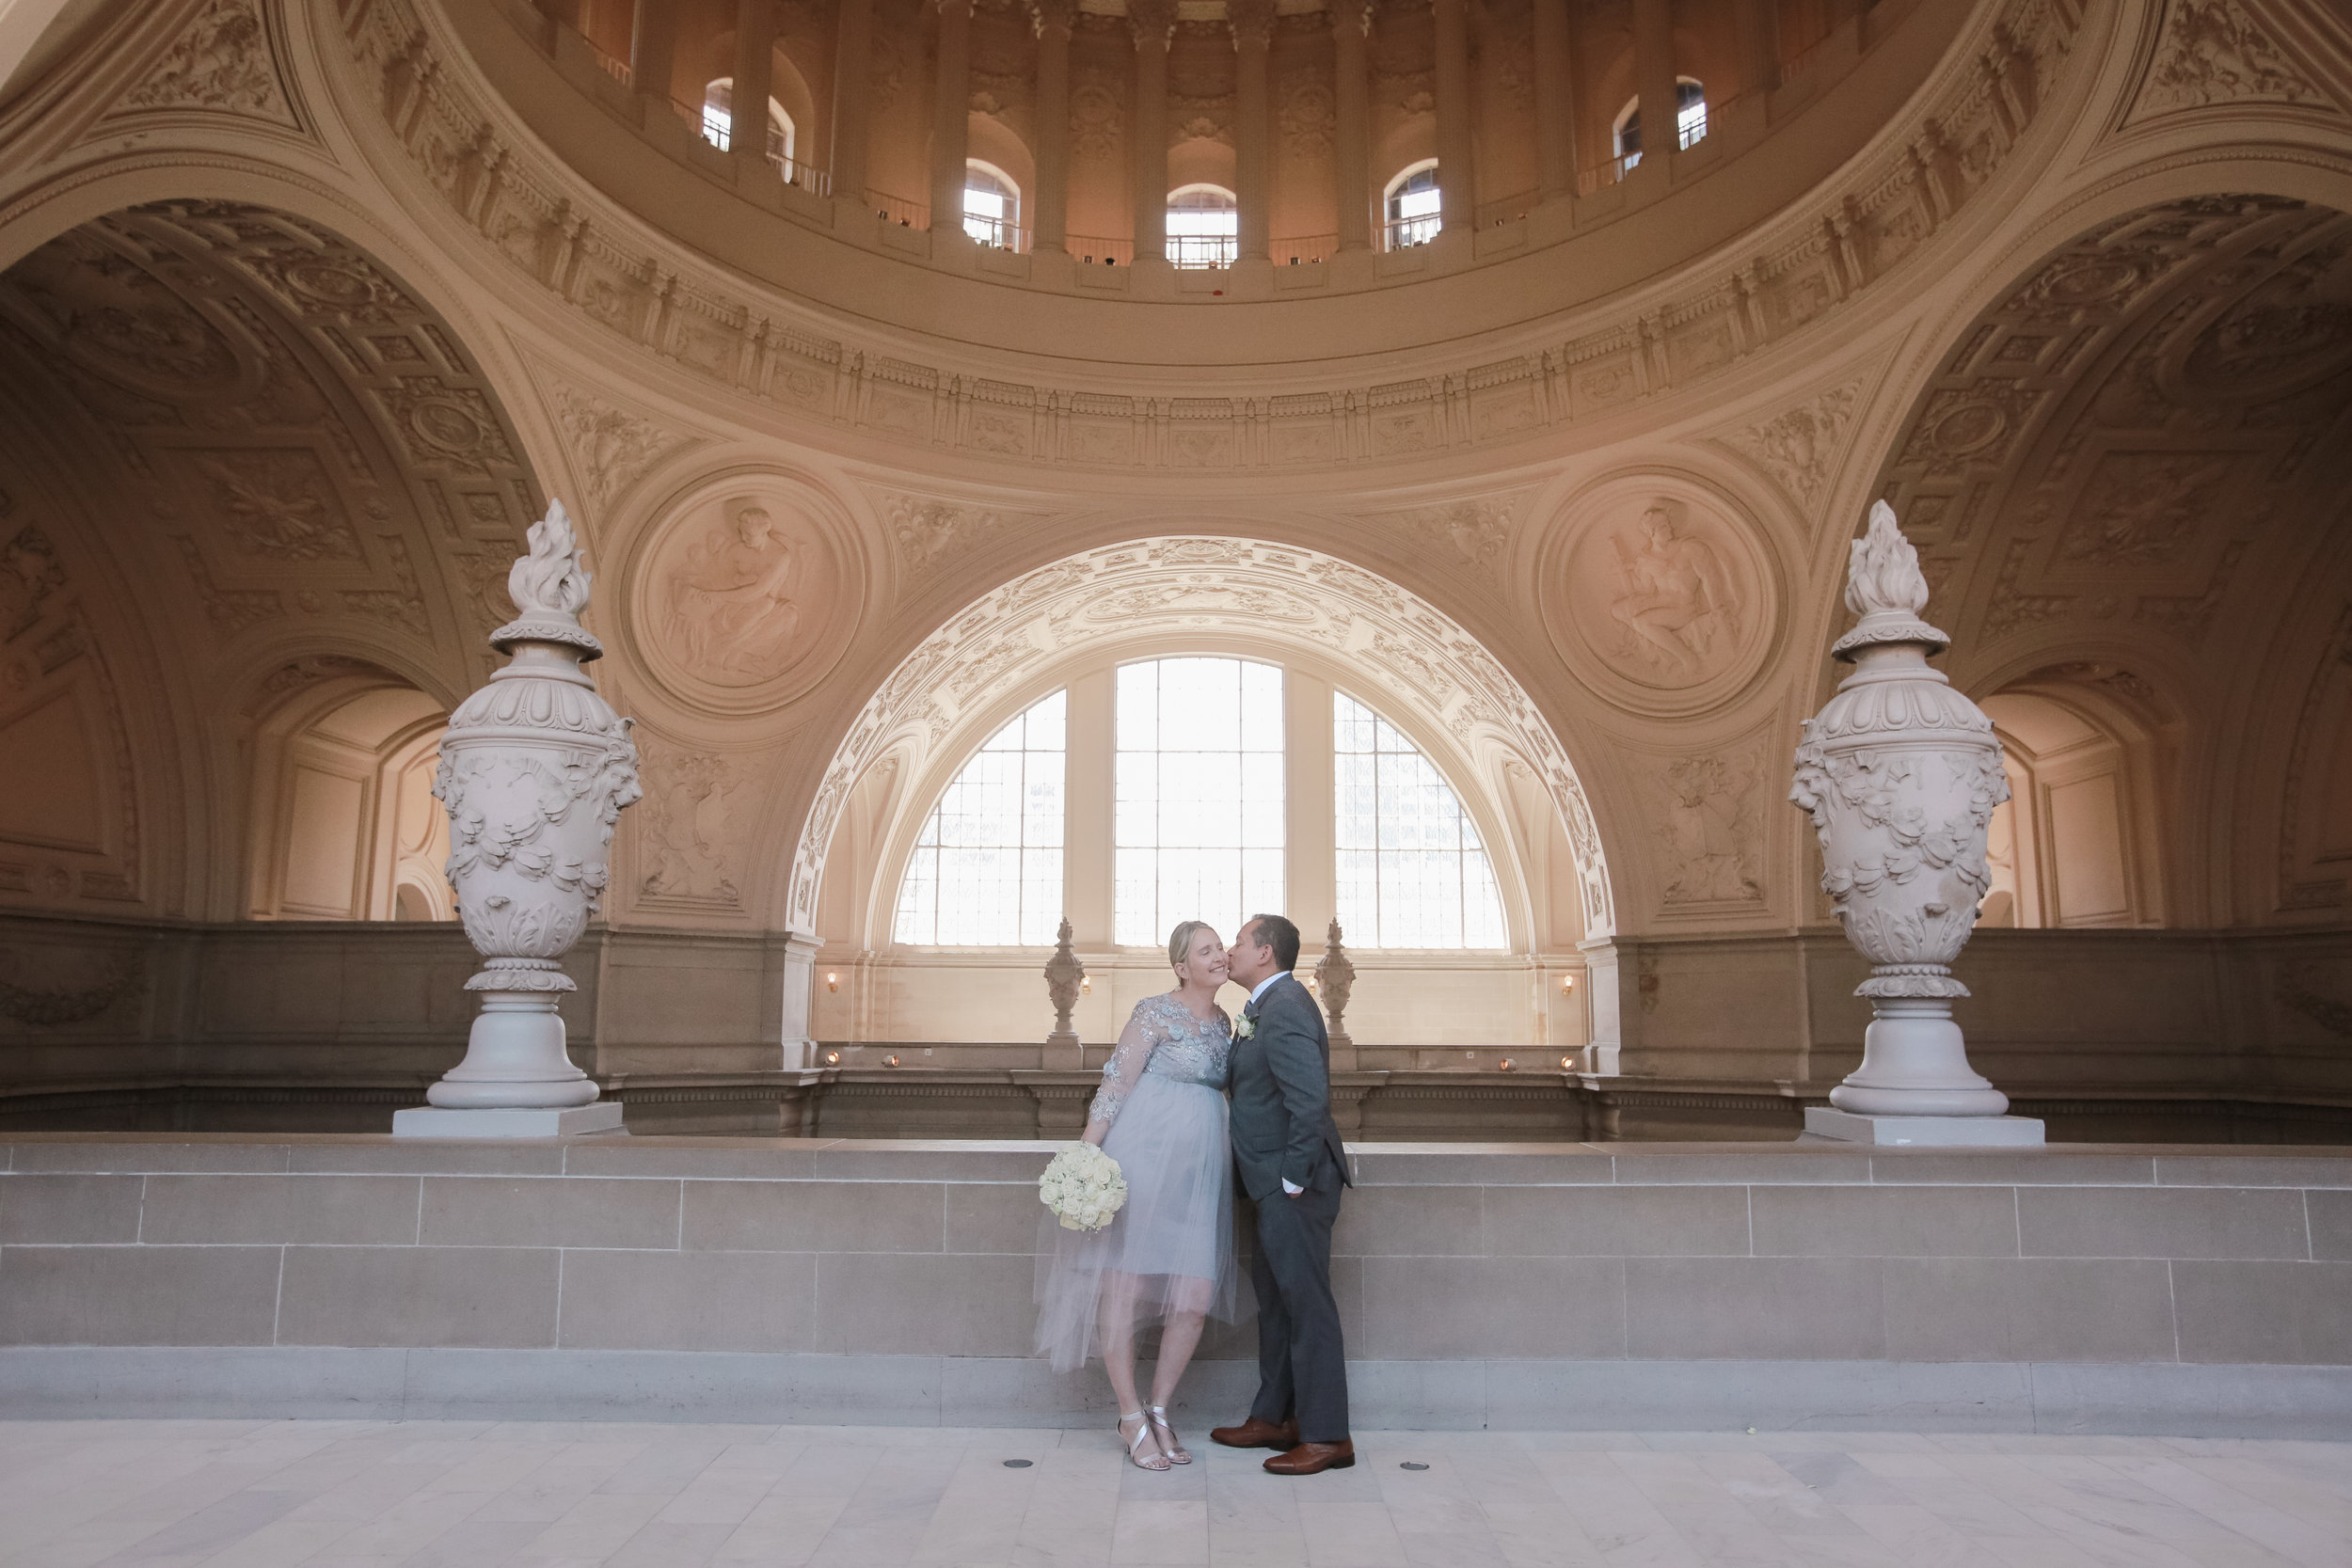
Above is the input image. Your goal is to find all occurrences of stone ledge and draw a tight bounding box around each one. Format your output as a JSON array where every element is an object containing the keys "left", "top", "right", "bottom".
[{"left": 3, "top": 1348, "right": 2347, "bottom": 1437}]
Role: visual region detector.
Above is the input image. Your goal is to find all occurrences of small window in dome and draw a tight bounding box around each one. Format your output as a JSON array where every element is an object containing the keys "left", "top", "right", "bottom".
[
  {"left": 1166, "top": 185, "right": 1237, "bottom": 269},
  {"left": 1613, "top": 79, "right": 1707, "bottom": 167},
  {"left": 964, "top": 162, "right": 1021, "bottom": 250},
  {"left": 1384, "top": 162, "right": 1441, "bottom": 250},
  {"left": 700, "top": 78, "right": 795, "bottom": 173}
]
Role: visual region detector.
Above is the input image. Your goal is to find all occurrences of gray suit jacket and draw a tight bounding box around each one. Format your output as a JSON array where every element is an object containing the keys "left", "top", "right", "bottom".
[{"left": 1228, "top": 974, "right": 1349, "bottom": 1202}]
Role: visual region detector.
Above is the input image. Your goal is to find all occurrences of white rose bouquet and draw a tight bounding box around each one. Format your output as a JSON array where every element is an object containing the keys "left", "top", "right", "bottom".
[{"left": 1039, "top": 1142, "right": 1127, "bottom": 1232}]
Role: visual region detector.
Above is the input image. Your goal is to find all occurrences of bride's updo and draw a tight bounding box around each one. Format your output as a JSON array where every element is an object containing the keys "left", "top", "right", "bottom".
[{"left": 1168, "top": 920, "right": 1216, "bottom": 972}]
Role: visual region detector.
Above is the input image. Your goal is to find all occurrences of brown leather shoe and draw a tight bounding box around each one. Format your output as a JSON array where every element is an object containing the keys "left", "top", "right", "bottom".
[
  {"left": 1263, "top": 1439, "right": 1355, "bottom": 1475},
  {"left": 1209, "top": 1417, "right": 1298, "bottom": 1450}
]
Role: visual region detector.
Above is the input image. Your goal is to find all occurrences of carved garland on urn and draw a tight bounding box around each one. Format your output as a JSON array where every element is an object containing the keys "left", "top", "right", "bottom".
[{"left": 425, "top": 499, "right": 641, "bottom": 1111}]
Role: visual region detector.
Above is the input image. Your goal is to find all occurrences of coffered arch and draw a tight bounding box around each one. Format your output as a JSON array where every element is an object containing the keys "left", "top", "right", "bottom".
[
  {"left": 1867, "top": 191, "right": 2352, "bottom": 927},
  {"left": 0, "top": 196, "right": 553, "bottom": 921}
]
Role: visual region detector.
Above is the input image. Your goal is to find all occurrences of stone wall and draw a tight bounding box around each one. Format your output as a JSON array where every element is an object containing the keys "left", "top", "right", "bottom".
[
  {"left": 4, "top": 914, "right": 2347, "bottom": 1140},
  {"left": 2, "top": 1135, "right": 2348, "bottom": 1434}
]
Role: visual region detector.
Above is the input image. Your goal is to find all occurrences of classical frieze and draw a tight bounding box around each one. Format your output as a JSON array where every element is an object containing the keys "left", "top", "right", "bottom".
[{"left": 339, "top": 0, "right": 2082, "bottom": 476}]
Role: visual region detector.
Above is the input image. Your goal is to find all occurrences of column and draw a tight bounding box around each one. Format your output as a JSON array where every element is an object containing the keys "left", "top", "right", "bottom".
[
  {"left": 730, "top": 0, "right": 776, "bottom": 175},
  {"left": 629, "top": 0, "right": 676, "bottom": 105},
  {"left": 1736, "top": 0, "right": 1779, "bottom": 96},
  {"left": 1331, "top": 0, "right": 1372, "bottom": 250},
  {"left": 829, "top": 0, "right": 873, "bottom": 199},
  {"left": 1530, "top": 0, "right": 1575, "bottom": 198},
  {"left": 1129, "top": 0, "right": 1175, "bottom": 262},
  {"left": 1232, "top": 0, "right": 1275, "bottom": 262},
  {"left": 1631, "top": 0, "right": 1677, "bottom": 165},
  {"left": 1031, "top": 0, "right": 1076, "bottom": 252},
  {"left": 930, "top": 0, "right": 974, "bottom": 232},
  {"left": 1433, "top": 0, "right": 1473, "bottom": 230}
]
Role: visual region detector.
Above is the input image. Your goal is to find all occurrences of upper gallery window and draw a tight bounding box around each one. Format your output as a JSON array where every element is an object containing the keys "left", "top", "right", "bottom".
[
  {"left": 1115, "top": 657, "right": 1285, "bottom": 946},
  {"left": 893, "top": 690, "right": 1067, "bottom": 946},
  {"left": 1614, "top": 79, "right": 1708, "bottom": 166},
  {"left": 1384, "top": 162, "right": 1441, "bottom": 249},
  {"left": 1166, "top": 185, "right": 1239, "bottom": 269},
  {"left": 700, "top": 78, "right": 795, "bottom": 169},
  {"left": 964, "top": 162, "right": 1021, "bottom": 249},
  {"left": 1333, "top": 692, "right": 1506, "bottom": 949}
]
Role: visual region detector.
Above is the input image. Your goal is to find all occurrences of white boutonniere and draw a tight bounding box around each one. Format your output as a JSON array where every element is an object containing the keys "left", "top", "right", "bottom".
[{"left": 1235, "top": 1015, "right": 1256, "bottom": 1040}]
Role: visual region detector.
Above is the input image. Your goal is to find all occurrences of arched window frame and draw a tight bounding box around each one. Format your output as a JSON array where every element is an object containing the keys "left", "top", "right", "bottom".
[
  {"left": 874, "top": 650, "right": 1529, "bottom": 955},
  {"left": 1613, "top": 77, "right": 1707, "bottom": 165},
  {"left": 699, "top": 77, "right": 795, "bottom": 170},
  {"left": 891, "top": 689, "right": 1067, "bottom": 947},
  {"left": 1383, "top": 160, "right": 1441, "bottom": 250},
  {"left": 962, "top": 160, "right": 1022, "bottom": 250},
  {"left": 1166, "top": 183, "right": 1239, "bottom": 269}
]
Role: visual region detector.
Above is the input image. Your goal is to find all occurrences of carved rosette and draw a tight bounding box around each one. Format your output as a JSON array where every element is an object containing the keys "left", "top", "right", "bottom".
[
  {"left": 426, "top": 499, "right": 640, "bottom": 1109},
  {"left": 1789, "top": 502, "right": 2010, "bottom": 1117}
]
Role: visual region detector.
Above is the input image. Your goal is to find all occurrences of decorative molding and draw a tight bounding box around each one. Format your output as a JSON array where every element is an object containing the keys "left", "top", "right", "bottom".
[
  {"left": 542, "top": 375, "right": 701, "bottom": 520},
  {"left": 2127, "top": 0, "right": 2325, "bottom": 122},
  {"left": 109, "top": 0, "right": 300, "bottom": 130},
  {"left": 338, "top": 0, "right": 2081, "bottom": 476},
  {"left": 1711, "top": 381, "right": 1864, "bottom": 514}
]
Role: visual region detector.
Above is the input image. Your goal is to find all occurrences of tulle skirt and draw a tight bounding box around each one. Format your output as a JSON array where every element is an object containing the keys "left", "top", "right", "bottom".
[{"left": 1034, "top": 1072, "right": 1240, "bottom": 1372}]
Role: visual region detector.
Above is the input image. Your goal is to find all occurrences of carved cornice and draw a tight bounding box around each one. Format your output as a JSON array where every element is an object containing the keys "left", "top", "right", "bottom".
[{"left": 334, "top": 0, "right": 2084, "bottom": 477}]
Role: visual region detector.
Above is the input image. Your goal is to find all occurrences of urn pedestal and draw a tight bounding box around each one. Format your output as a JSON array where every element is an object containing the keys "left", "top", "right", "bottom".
[
  {"left": 393, "top": 501, "right": 640, "bottom": 1140},
  {"left": 1789, "top": 504, "right": 2042, "bottom": 1148}
]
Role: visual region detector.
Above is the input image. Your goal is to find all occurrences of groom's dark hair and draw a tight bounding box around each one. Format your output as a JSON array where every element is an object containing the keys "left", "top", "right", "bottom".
[{"left": 1246, "top": 913, "right": 1301, "bottom": 973}]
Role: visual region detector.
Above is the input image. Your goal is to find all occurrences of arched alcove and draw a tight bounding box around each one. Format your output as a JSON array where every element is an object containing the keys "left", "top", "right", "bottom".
[{"left": 787, "top": 537, "right": 1618, "bottom": 1057}]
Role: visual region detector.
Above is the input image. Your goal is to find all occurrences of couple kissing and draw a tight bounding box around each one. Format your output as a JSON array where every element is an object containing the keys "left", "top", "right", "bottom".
[{"left": 1034, "top": 914, "right": 1354, "bottom": 1475}]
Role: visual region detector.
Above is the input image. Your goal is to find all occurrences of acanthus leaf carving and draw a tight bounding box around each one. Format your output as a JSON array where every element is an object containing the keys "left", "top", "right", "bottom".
[
  {"left": 635, "top": 737, "right": 745, "bottom": 910},
  {"left": 1714, "top": 381, "right": 1862, "bottom": 509},
  {"left": 1654, "top": 748, "right": 1767, "bottom": 908},
  {"left": 548, "top": 381, "right": 697, "bottom": 514},
  {"left": 2132, "top": 0, "right": 2323, "bottom": 119}
]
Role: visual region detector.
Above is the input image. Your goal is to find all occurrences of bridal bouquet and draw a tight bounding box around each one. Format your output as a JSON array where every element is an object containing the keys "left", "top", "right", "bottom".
[{"left": 1039, "top": 1142, "right": 1127, "bottom": 1232}]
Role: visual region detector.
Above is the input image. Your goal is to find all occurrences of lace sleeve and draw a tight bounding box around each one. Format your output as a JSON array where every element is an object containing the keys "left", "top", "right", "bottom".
[{"left": 1089, "top": 1000, "right": 1168, "bottom": 1129}]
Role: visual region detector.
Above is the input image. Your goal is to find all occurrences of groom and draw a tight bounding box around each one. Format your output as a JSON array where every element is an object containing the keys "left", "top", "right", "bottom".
[{"left": 1213, "top": 913, "right": 1353, "bottom": 1474}]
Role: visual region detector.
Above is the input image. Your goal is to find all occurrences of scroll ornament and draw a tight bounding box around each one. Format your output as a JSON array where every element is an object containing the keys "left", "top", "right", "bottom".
[
  {"left": 1789, "top": 502, "right": 2010, "bottom": 1117},
  {"left": 426, "top": 499, "right": 641, "bottom": 1110}
]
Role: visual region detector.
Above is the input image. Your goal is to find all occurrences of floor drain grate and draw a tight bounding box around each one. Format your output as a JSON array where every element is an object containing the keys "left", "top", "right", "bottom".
[
  {"left": 1400, "top": 1462, "right": 1430, "bottom": 1471},
  {"left": 1003, "top": 1459, "right": 1033, "bottom": 1468}
]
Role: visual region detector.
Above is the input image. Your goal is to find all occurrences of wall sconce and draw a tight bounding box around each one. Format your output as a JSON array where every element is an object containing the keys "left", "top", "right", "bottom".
[
  {"left": 1080, "top": 976, "right": 1090, "bottom": 994},
  {"left": 1305, "top": 975, "right": 1318, "bottom": 991},
  {"left": 1560, "top": 974, "right": 1576, "bottom": 994},
  {"left": 823, "top": 1051, "right": 840, "bottom": 1066},
  {"left": 883, "top": 1054, "right": 900, "bottom": 1068},
  {"left": 1498, "top": 1058, "right": 1516, "bottom": 1072},
  {"left": 826, "top": 973, "right": 839, "bottom": 993},
  {"left": 1560, "top": 1055, "right": 1574, "bottom": 1071}
]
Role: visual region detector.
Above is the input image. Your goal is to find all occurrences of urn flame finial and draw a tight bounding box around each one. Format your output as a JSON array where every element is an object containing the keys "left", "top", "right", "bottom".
[
  {"left": 1830, "top": 501, "right": 1947, "bottom": 661},
  {"left": 492, "top": 499, "right": 605, "bottom": 659}
]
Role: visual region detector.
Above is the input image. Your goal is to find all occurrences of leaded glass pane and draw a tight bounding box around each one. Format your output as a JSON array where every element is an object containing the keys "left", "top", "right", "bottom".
[
  {"left": 1113, "top": 658, "right": 1286, "bottom": 946},
  {"left": 1330, "top": 690, "right": 1508, "bottom": 949},
  {"left": 893, "top": 690, "right": 1067, "bottom": 945}
]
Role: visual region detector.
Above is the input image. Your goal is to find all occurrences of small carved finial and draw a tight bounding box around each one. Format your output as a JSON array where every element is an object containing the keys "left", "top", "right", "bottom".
[
  {"left": 1313, "top": 918, "right": 1356, "bottom": 1048},
  {"left": 1044, "top": 915, "right": 1086, "bottom": 1050},
  {"left": 1829, "top": 500, "right": 1947, "bottom": 661},
  {"left": 492, "top": 498, "right": 604, "bottom": 659}
]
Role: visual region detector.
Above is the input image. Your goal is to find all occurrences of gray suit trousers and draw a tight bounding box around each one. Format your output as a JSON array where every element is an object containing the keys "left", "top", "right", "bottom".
[{"left": 1247, "top": 1153, "right": 1349, "bottom": 1443}]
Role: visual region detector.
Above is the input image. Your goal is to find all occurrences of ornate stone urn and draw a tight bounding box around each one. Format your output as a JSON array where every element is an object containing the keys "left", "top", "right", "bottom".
[
  {"left": 1044, "top": 916, "right": 1085, "bottom": 1065},
  {"left": 1789, "top": 503, "right": 2041, "bottom": 1144},
  {"left": 392, "top": 500, "right": 640, "bottom": 1138}
]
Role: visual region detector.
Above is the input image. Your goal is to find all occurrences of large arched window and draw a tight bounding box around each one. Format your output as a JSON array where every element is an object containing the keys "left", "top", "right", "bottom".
[
  {"left": 1114, "top": 657, "right": 1284, "bottom": 945},
  {"left": 1385, "top": 161, "right": 1440, "bottom": 249},
  {"left": 1334, "top": 692, "right": 1506, "bottom": 948},
  {"left": 892, "top": 690, "right": 1066, "bottom": 945},
  {"left": 1613, "top": 78, "right": 1707, "bottom": 165},
  {"left": 1167, "top": 185, "right": 1238, "bottom": 269},
  {"left": 700, "top": 77, "right": 794, "bottom": 170}
]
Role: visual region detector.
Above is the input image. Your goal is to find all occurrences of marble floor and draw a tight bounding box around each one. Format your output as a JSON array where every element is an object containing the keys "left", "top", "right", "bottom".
[{"left": 0, "top": 1419, "right": 2347, "bottom": 1568}]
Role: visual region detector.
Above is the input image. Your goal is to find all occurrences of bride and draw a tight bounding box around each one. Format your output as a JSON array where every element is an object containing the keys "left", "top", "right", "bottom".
[{"left": 1035, "top": 920, "right": 1238, "bottom": 1471}]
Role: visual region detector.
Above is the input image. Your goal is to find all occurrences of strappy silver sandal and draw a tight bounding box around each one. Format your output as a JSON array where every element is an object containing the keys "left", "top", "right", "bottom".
[
  {"left": 1119, "top": 1409, "right": 1171, "bottom": 1471},
  {"left": 1146, "top": 1405, "right": 1192, "bottom": 1465}
]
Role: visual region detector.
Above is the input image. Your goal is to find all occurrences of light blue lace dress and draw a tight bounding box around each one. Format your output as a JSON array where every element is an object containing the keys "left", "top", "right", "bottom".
[{"left": 1034, "top": 993, "right": 1239, "bottom": 1371}]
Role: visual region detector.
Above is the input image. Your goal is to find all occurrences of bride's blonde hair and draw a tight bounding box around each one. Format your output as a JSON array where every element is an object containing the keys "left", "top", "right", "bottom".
[{"left": 1168, "top": 919, "right": 1216, "bottom": 974}]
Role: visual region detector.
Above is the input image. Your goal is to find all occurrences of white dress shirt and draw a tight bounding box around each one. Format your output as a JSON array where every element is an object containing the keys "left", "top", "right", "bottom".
[{"left": 1246, "top": 972, "right": 1304, "bottom": 1194}]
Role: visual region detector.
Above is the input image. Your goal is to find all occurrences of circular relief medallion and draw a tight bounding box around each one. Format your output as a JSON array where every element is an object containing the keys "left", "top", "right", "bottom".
[
  {"left": 628, "top": 474, "right": 859, "bottom": 715},
  {"left": 1539, "top": 479, "right": 1777, "bottom": 719}
]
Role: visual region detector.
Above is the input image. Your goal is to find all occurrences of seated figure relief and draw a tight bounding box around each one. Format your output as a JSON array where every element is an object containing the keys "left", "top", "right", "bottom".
[
  {"left": 1607, "top": 502, "right": 1743, "bottom": 678},
  {"left": 659, "top": 500, "right": 804, "bottom": 683}
]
